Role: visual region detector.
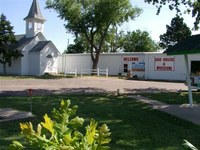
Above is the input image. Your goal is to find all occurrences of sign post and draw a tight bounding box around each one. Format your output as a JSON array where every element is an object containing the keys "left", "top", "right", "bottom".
[
  {"left": 28, "top": 89, "right": 33, "bottom": 113},
  {"left": 184, "top": 55, "right": 193, "bottom": 108}
]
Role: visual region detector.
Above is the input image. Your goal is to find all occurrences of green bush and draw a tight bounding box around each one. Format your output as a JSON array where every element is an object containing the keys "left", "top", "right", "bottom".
[{"left": 10, "top": 100, "right": 111, "bottom": 150}]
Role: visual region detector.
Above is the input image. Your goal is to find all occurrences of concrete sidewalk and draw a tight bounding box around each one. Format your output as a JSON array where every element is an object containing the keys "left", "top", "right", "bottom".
[
  {"left": 0, "top": 108, "right": 34, "bottom": 122},
  {"left": 128, "top": 95, "right": 200, "bottom": 125}
]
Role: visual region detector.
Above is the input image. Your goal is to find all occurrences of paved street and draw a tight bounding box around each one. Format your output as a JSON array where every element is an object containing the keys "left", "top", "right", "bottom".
[{"left": 0, "top": 77, "right": 187, "bottom": 96}]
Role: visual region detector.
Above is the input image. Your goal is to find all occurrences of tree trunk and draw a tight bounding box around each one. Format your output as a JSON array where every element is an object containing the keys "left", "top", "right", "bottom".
[
  {"left": 91, "top": 51, "right": 100, "bottom": 75},
  {"left": 92, "top": 58, "right": 98, "bottom": 70}
]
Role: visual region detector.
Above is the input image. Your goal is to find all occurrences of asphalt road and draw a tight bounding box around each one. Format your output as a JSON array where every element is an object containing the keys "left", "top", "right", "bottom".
[{"left": 0, "top": 77, "right": 187, "bottom": 96}]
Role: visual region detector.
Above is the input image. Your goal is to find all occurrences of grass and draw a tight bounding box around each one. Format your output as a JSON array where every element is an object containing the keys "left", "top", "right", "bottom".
[
  {"left": 0, "top": 74, "right": 118, "bottom": 80},
  {"left": 139, "top": 91, "right": 200, "bottom": 104},
  {"left": 0, "top": 74, "right": 74, "bottom": 79},
  {"left": 0, "top": 94, "right": 200, "bottom": 149}
]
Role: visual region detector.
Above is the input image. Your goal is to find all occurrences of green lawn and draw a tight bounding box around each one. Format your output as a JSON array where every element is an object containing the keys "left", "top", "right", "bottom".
[
  {"left": 140, "top": 91, "right": 200, "bottom": 104},
  {"left": 0, "top": 94, "right": 200, "bottom": 149},
  {"left": 0, "top": 74, "right": 74, "bottom": 79}
]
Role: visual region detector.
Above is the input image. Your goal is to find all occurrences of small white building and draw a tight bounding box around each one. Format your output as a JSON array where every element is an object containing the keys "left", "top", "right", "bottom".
[
  {"left": 0, "top": 0, "right": 59, "bottom": 76},
  {"left": 57, "top": 52, "right": 200, "bottom": 81}
]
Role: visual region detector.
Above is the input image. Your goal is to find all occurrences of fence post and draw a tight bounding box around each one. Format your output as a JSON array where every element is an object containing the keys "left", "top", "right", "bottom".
[
  {"left": 56, "top": 67, "right": 59, "bottom": 75},
  {"left": 97, "top": 68, "right": 100, "bottom": 76},
  {"left": 75, "top": 68, "right": 77, "bottom": 77},
  {"left": 106, "top": 68, "right": 108, "bottom": 77},
  {"left": 28, "top": 89, "right": 33, "bottom": 113},
  {"left": 64, "top": 68, "right": 66, "bottom": 77}
]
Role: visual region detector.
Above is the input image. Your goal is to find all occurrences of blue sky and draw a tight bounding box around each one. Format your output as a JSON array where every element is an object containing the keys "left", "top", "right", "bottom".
[{"left": 0, "top": 0, "right": 199, "bottom": 53}]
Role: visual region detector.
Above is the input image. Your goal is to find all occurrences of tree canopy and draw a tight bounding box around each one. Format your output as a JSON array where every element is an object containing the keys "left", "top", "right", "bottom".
[
  {"left": 46, "top": 0, "right": 141, "bottom": 69},
  {"left": 144, "top": 0, "right": 200, "bottom": 30},
  {"left": 64, "top": 29, "right": 159, "bottom": 53},
  {"left": 123, "top": 30, "right": 160, "bottom": 52},
  {"left": 159, "top": 16, "right": 191, "bottom": 49},
  {"left": 0, "top": 14, "right": 22, "bottom": 74}
]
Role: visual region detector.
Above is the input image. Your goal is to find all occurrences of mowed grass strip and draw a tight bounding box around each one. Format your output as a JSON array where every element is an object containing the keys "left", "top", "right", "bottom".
[
  {"left": 0, "top": 74, "right": 70, "bottom": 80},
  {"left": 0, "top": 94, "right": 200, "bottom": 150},
  {"left": 140, "top": 91, "right": 200, "bottom": 104}
]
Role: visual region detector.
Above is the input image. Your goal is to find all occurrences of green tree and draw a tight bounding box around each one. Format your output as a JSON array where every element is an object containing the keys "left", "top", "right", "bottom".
[
  {"left": 144, "top": 0, "right": 200, "bottom": 30},
  {"left": 64, "top": 28, "right": 125, "bottom": 54},
  {"left": 46, "top": 0, "right": 141, "bottom": 70},
  {"left": 104, "top": 28, "right": 125, "bottom": 52},
  {"left": 122, "top": 30, "right": 159, "bottom": 52},
  {"left": 0, "top": 14, "right": 22, "bottom": 74},
  {"left": 159, "top": 16, "right": 192, "bottom": 48},
  {"left": 63, "top": 35, "right": 89, "bottom": 54}
]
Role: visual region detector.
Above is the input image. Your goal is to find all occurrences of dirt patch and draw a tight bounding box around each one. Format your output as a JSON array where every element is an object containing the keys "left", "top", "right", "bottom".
[{"left": 0, "top": 77, "right": 188, "bottom": 96}]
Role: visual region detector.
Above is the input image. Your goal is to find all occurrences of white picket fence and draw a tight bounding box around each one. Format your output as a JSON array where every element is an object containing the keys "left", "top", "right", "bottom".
[
  {"left": 81, "top": 68, "right": 108, "bottom": 77},
  {"left": 46, "top": 67, "right": 58, "bottom": 74},
  {"left": 48, "top": 66, "right": 109, "bottom": 77},
  {"left": 64, "top": 68, "right": 77, "bottom": 77}
]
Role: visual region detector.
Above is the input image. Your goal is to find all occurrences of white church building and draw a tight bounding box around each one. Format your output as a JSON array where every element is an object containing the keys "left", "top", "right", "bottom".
[{"left": 0, "top": 0, "right": 60, "bottom": 76}]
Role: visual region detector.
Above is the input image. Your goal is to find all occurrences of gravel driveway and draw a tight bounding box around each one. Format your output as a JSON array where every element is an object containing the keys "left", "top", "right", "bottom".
[{"left": 0, "top": 77, "right": 187, "bottom": 96}]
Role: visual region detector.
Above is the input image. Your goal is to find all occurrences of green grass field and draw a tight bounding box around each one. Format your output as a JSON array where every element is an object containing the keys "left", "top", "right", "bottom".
[
  {"left": 0, "top": 94, "right": 200, "bottom": 149},
  {"left": 0, "top": 74, "right": 74, "bottom": 79}
]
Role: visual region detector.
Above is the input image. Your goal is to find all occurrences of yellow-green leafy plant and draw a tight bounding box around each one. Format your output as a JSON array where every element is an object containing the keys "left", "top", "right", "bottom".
[{"left": 10, "top": 100, "right": 111, "bottom": 150}]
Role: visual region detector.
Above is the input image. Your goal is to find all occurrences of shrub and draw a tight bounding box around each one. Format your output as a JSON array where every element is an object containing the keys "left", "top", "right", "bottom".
[{"left": 10, "top": 100, "right": 111, "bottom": 150}]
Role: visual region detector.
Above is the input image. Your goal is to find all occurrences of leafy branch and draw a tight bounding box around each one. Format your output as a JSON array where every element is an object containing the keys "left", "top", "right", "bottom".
[{"left": 9, "top": 100, "right": 111, "bottom": 150}]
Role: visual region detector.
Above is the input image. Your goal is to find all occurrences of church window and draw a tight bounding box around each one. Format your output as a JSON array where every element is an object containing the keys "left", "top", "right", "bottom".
[
  {"left": 47, "top": 54, "right": 53, "bottom": 58},
  {"left": 37, "top": 23, "right": 42, "bottom": 30},
  {"left": 28, "top": 22, "right": 33, "bottom": 29}
]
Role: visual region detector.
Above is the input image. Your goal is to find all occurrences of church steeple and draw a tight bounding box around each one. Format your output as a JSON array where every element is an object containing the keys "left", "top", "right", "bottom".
[{"left": 24, "top": 0, "right": 46, "bottom": 38}]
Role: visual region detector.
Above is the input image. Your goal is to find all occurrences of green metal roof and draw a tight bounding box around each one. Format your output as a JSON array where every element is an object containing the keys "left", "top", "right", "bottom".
[
  {"left": 24, "top": 0, "right": 45, "bottom": 21},
  {"left": 165, "top": 34, "right": 200, "bottom": 55}
]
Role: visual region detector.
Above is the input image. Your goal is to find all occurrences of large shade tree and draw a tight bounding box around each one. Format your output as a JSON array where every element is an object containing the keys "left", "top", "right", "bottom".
[
  {"left": 46, "top": 0, "right": 141, "bottom": 70},
  {"left": 159, "top": 16, "right": 191, "bottom": 48},
  {"left": 0, "top": 14, "right": 22, "bottom": 74},
  {"left": 123, "top": 30, "right": 160, "bottom": 52},
  {"left": 144, "top": 0, "right": 200, "bottom": 30},
  {"left": 103, "top": 28, "right": 125, "bottom": 52}
]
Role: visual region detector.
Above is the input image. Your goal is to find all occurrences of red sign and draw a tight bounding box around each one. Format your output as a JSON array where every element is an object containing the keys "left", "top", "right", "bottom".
[
  {"left": 123, "top": 56, "right": 138, "bottom": 62},
  {"left": 28, "top": 89, "right": 33, "bottom": 96},
  {"left": 154, "top": 57, "right": 175, "bottom": 62}
]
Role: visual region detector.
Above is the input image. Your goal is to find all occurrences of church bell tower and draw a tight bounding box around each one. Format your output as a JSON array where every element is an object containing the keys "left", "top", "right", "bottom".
[{"left": 24, "top": 0, "right": 46, "bottom": 38}]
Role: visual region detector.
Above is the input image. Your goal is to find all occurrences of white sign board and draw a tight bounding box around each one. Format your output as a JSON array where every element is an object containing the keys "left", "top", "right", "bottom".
[{"left": 154, "top": 57, "right": 175, "bottom": 71}]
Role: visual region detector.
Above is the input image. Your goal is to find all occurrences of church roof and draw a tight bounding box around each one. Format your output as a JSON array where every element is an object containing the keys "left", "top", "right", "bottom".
[
  {"left": 14, "top": 33, "right": 59, "bottom": 53},
  {"left": 24, "top": 0, "right": 45, "bottom": 21},
  {"left": 15, "top": 34, "right": 35, "bottom": 50},
  {"left": 30, "top": 41, "right": 50, "bottom": 52}
]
